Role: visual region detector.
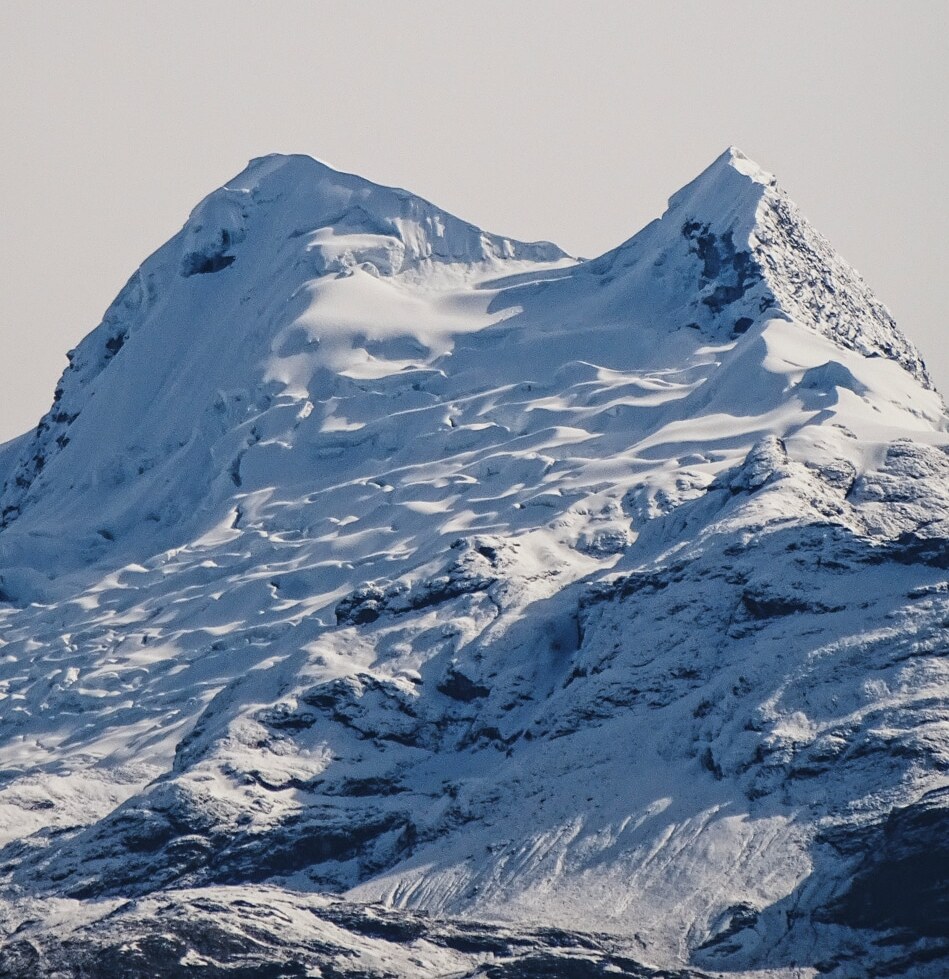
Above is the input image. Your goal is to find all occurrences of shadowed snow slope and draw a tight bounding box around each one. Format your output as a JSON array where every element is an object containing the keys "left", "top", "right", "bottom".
[{"left": 0, "top": 149, "right": 946, "bottom": 978}]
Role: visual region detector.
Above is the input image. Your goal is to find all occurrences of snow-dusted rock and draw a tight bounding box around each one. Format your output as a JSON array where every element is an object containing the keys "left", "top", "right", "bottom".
[{"left": 0, "top": 148, "right": 946, "bottom": 976}]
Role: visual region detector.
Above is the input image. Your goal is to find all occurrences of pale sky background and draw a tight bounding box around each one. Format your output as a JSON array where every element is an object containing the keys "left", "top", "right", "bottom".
[{"left": 0, "top": 1, "right": 946, "bottom": 444}]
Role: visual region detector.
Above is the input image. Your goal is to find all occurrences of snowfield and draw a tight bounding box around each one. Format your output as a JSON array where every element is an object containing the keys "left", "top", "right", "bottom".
[{"left": 0, "top": 148, "right": 945, "bottom": 977}]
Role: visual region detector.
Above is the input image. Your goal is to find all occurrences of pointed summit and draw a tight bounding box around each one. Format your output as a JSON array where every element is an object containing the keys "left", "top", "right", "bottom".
[
  {"left": 708, "top": 145, "right": 775, "bottom": 182},
  {"left": 665, "top": 145, "right": 776, "bottom": 226},
  {"left": 589, "top": 147, "right": 931, "bottom": 387}
]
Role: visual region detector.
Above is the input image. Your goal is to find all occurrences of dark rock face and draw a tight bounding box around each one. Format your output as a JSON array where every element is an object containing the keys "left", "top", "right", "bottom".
[
  {"left": 181, "top": 228, "right": 240, "bottom": 277},
  {"left": 823, "top": 786, "right": 949, "bottom": 937},
  {"left": 181, "top": 252, "right": 237, "bottom": 276},
  {"left": 0, "top": 890, "right": 709, "bottom": 979},
  {"left": 754, "top": 193, "right": 932, "bottom": 386},
  {"left": 695, "top": 902, "right": 759, "bottom": 957},
  {"left": 336, "top": 538, "right": 500, "bottom": 626},
  {"left": 438, "top": 668, "right": 491, "bottom": 702},
  {"left": 681, "top": 221, "right": 765, "bottom": 315},
  {"left": 739, "top": 590, "right": 841, "bottom": 619}
]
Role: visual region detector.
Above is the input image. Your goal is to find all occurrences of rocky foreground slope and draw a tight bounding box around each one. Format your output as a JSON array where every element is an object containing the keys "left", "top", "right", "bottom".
[{"left": 0, "top": 149, "right": 945, "bottom": 977}]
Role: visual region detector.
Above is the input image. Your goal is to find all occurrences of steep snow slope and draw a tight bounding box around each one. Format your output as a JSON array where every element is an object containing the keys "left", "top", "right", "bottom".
[{"left": 0, "top": 149, "right": 946, "bottom": 977}]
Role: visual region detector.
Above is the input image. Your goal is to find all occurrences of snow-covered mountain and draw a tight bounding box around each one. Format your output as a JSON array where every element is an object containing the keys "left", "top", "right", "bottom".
[{"left": 0, "top": 148, "right": 946, "bottom": 978}]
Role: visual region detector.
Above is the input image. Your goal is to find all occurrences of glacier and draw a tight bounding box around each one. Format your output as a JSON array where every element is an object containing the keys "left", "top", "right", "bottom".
[{"left": 0, "top": 148, "right": 945, "bottom": 977}]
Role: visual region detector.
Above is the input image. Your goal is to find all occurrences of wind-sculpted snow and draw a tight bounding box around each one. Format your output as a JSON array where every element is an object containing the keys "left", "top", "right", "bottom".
[
  {"left": 0, "top": 153, "right": 567, "bottom": 530},
  {"left": 0, "top": 149, "right": 946, "bottom": 976}
]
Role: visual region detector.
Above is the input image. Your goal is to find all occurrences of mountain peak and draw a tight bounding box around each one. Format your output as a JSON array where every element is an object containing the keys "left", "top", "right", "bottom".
[
  {"left": 221, "top": 152, "right": 421, "bottom": 205},
  {"left": 0, "top": 148, "right": 937, "bottom": 546},
  {"left": 592, "top": 147, "right": 933, "bottom": 388},
  {"left": 232, "top": 151, "right": 335, "bottom": 183},
  {"left": 1, "top": 149, "right": 948, "bottom": 978},
  {"left": 664, "top": 146, "right": 775, "bottom": 234},
  {"left": 0, "top": 154, "right": 571, "bottom": 533},
  {"left": 715, "top": 145, "right": 773, "bottom": 180},
  {"left": 180, "top": 152, "right": 567, "bottom": 280}
]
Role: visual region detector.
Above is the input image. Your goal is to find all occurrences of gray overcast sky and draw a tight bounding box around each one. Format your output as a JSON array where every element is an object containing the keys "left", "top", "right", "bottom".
[{"left": 1, "top": 1, "right": 946, "bottom": 444}]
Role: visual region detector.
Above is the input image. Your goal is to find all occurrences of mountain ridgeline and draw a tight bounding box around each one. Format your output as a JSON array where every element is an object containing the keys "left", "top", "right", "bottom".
[{"left": 0, "top": 149, "right": 945, "bottom": 978}]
